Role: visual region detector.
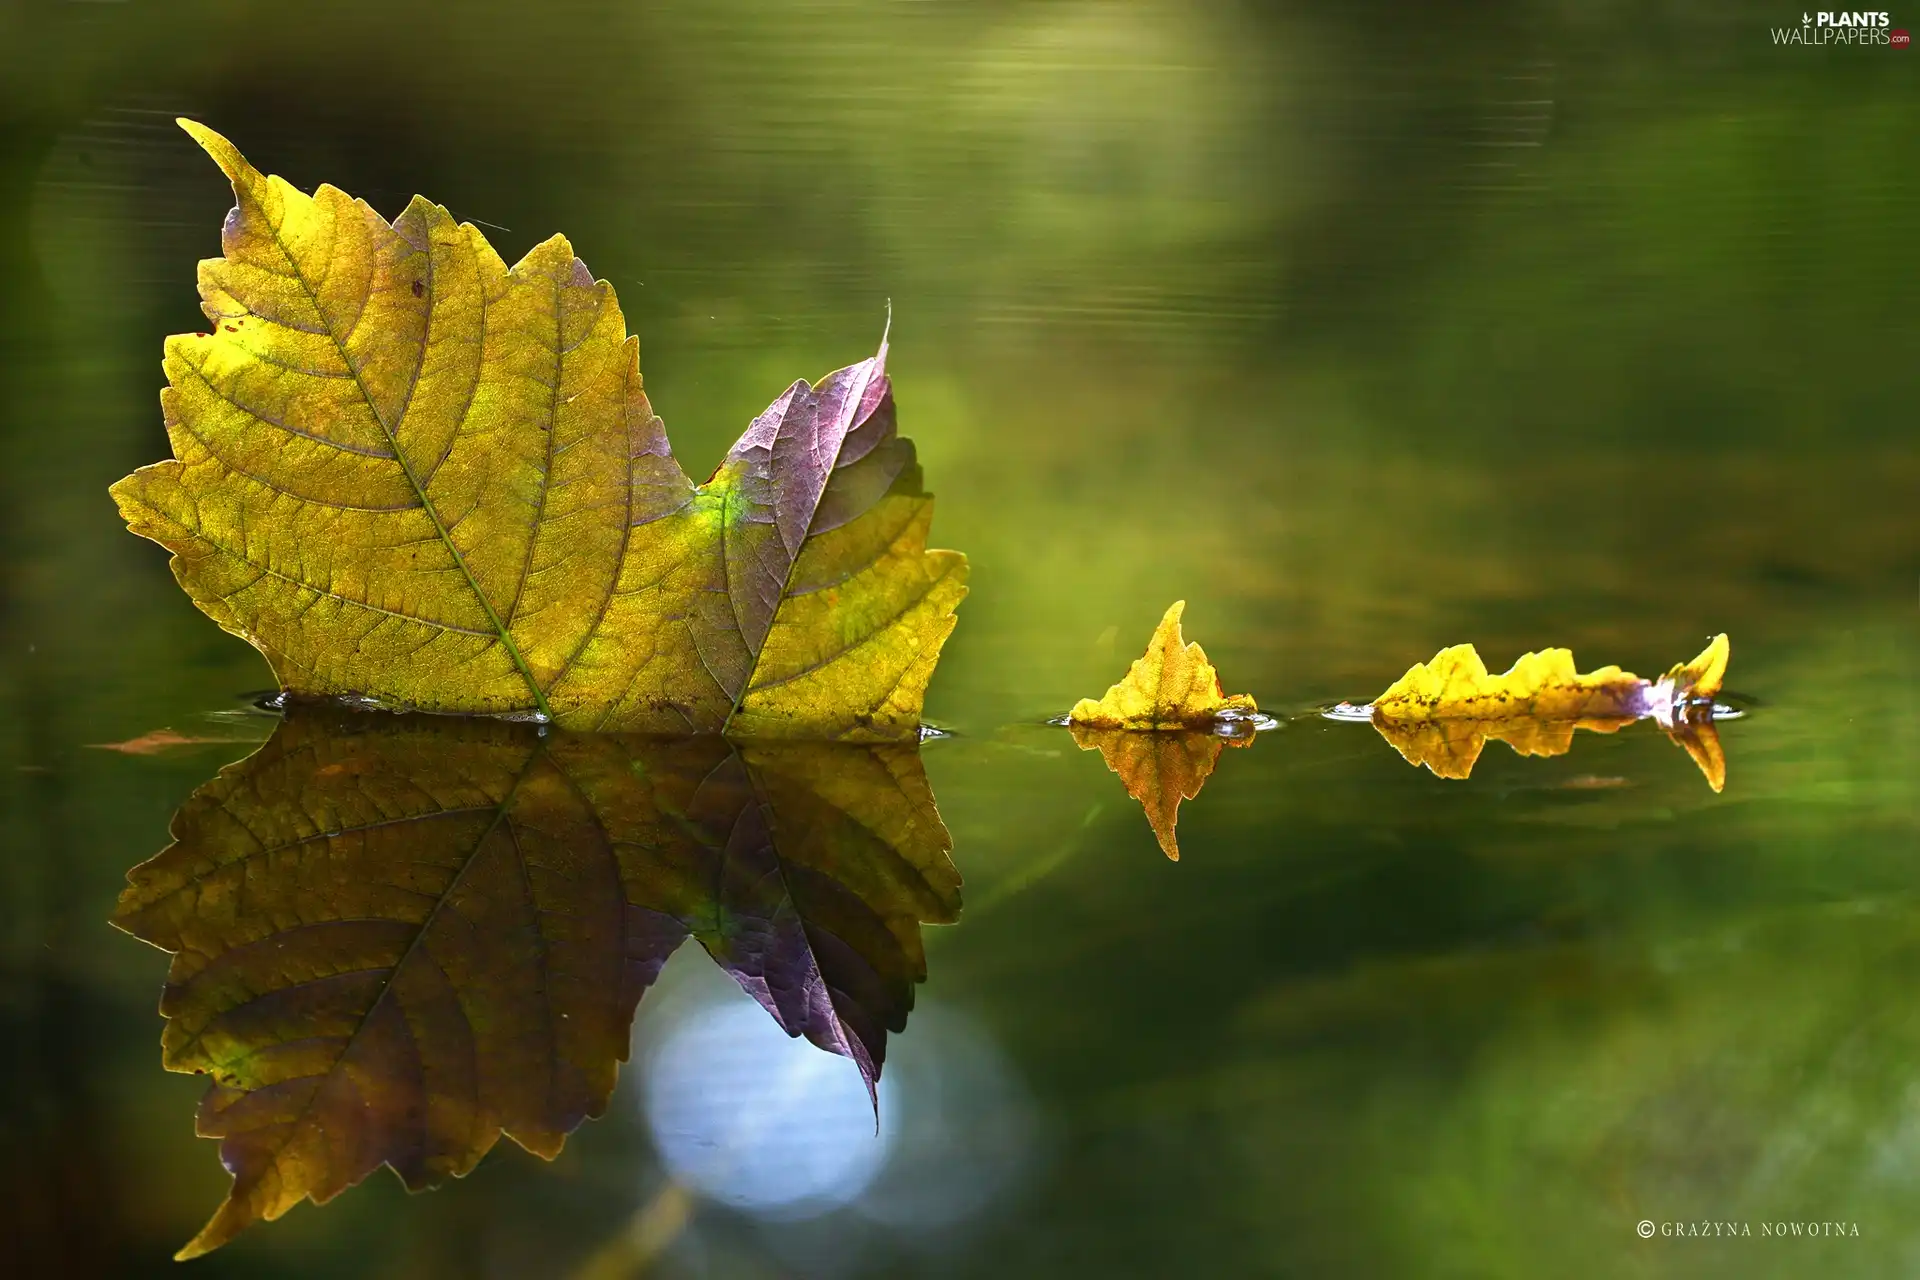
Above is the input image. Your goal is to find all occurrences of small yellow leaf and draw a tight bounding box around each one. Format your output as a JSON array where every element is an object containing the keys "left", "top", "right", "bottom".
[
  {"left": 1066, "top": 602, "right": 1258, "bottom": 857},
  {"left": 1068, "top": 601, "right": 1256, "bottom": 730}
]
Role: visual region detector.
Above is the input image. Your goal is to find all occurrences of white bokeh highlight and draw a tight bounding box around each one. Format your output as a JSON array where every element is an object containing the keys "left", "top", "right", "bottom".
[{"left": 644, "top": 998, "right": 896, "bottom": 1219}]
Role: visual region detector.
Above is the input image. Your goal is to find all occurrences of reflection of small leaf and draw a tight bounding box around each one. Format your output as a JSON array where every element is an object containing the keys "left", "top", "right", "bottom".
[
  {"left": 1069, "top": 601, "right": 1256, "bottom": 729},
  {"left": 1667, "top": 720, "right": 1726, "bottom": 794},
  {"left": 112, "top": 711, "right": 958, "bottom": 1258},
  {"left": 1359, "top": 636, "right": 1732, "bottom": 789},
  {"left": 108, "top": 122, "right": 965, "bottom": 740},
  {"left": 1069, "top": 725, "right": 1251, "bottom": 860}
]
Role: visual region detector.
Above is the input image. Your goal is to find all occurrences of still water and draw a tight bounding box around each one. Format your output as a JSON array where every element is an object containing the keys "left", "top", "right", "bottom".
[{"left": 2, "top": 2, "right": 1917, "bottom": 1276}]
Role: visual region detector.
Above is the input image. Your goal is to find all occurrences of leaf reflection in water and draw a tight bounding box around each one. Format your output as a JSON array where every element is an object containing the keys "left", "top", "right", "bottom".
[
  {"left": 1366, "top": 711, "right": 1729, "bottom": 792},
  {"left": 1069, "top": 722, "right": 1256, "bottom": 859},
  {"left": 111, "top": 709, "right": 960, "bottom": 1259}
]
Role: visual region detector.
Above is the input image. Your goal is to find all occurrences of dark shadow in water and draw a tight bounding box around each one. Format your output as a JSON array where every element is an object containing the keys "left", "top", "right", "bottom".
[{"left": 111, "top": 708, "right": 960, "bottom": 1259}]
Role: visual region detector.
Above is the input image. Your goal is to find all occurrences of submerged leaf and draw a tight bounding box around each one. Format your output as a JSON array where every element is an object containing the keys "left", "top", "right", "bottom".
[
  {"left": 109, "top": 122, "right": 965, "bottom": 740},
  {"left": 1359, "top": 635, "right": 1732, "bottom": 789},
  {"left": 1069, "top": 601, "right": 1257, "bottom": 730},
  {"left": 112, "top": 710, "right": 959, "bottom": 1257},
  {"left": 1070, "top": 724, "right": 1253, "bottom": 859}
]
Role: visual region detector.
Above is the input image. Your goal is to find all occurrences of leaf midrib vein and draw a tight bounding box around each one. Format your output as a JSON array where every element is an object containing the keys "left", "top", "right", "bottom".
[{"left": 262, "top": 195, "right": 551, "bottom": 719}]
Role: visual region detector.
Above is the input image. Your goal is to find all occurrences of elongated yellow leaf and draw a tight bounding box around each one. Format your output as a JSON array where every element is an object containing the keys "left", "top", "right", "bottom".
[
  {"left": 110, "top": 122, "right": 965, "bottom": 739},
  {"left": 1372, "top": 634, "right": 1729, "bottom": 723},
  {"left": 1364, "top": 635, "right": 1732, "bottom": 789},
  {"left": 1068, "top": 601, "right": 1257, "bottom": 730}
]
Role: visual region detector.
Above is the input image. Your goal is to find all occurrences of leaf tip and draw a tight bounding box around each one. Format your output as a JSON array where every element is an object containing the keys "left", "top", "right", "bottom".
[
  {"left": 1694, "top": 633, "right": 1731, "bottom": 696},
  {"left": 1144, "top": 600, "right": 1188, "bottom": 661},
  {"left": 175, "top": 119, "right": 256, "bottom": 191},
  {"left": 173, "top": 1174, "right": 276, "bottom": 1258},
  {"left": 174, "top": 1214, "right": 235, "bottom": 1261},
  {"left": 1671, "top": 721, "right": 1727, "bottom": 793}
]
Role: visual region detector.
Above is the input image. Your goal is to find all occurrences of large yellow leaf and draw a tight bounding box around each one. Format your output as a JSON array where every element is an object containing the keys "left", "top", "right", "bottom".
[
  {"left": 113, "top": 710, "right": 960, "bottom": 1258},
  {"left": 110, "top": 122, "right": 965, "bottom": 740}
]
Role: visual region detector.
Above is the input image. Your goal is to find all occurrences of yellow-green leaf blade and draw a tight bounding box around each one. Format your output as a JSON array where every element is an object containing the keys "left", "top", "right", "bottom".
[
  {"left": 111, "top": 121, "right": 694, "bottom": 722},
  {"left": 1068, "top": 600, "right": 1257, "bottom": 730},
  {"left": 111, "top": 123, "right": 967, "bottom": 739}
]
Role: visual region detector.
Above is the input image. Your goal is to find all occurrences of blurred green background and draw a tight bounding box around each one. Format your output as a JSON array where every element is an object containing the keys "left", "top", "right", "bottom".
[{"left": 1, "top": 0, "right": 1916, "bottom": 1275}]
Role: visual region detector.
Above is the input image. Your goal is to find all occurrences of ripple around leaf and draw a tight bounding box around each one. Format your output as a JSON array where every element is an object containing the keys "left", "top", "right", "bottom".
[{"left": 111, "top": 709, "right": 961, "bottom": 1258}]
